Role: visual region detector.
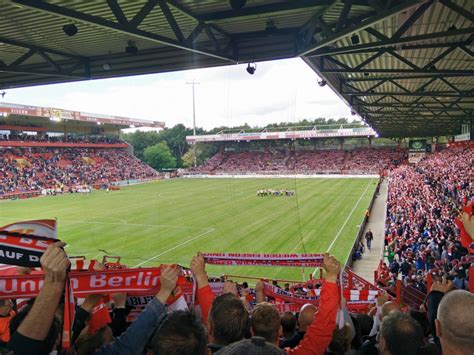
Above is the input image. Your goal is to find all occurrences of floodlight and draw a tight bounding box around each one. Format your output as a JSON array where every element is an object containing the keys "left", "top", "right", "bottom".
[
  {"left": 351, "top": 34, "right": 360, "bottom": 45},
  {"left": 246, "top": 62, "right": 256, "bottom": 75},
  {"left": 125, "top": 40, "right": 138, "bottom": 55},
  {"left": 63, "top": 23, "right": 78, "bottom": 36}
]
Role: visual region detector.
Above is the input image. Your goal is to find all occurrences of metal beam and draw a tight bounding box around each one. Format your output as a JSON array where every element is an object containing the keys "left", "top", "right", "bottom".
[
  {"left": 8, "top": 49, "right": 37, "bottom": 68},
  {"left": 345, "top": 91, "right": 472, "bottom": 97},
  {"left": 158, "top": 0, "right": 185, "bottom": 43},
  {"left": 0, "top": 65, "right": 86, "bottom": 79},
  {"left": 335, "top": 0, "right": 353, "bottom": 32},
  {"left": 459, "top": 45, "right": 474, "bottom": 58},
  {"left": 391, "top": 1, "right": 434, "bottom": 40},
  {"left": 439, "top": 77, "right": 462, "bottom": 94},
  {"left": 308, "top": 27, "right": 474, "bottom": 56},
  {"left": 129, "top": 0, "right": 159, "bottom": 28},
  {"left": 37, "top": 51, "right": 62, "bottom": 72},
  {"left": 422, "top": 46, "right": 456, "bottom": 69},
  {"left": 387, "top": 49, "right": 420, "bottom": 69},
  {"left": 354, "top": 50, "right": 385, "bottom": 70},
  {"left": 298, "top": 0, "right": 339, "bottom": 49},
  {"left": 0, "top": 36, "right": 85, "bottom": 61},
  {"left": 439, "top": 0, "right": 474, "bottom": 23},
  {"left": 364, "top": 79, "right": 387, "bottom": 92},
  {"left": 346, "top": 73, "right": 472, "bottom": 82},
  {"left": 106, "top": 0, "right": 128, "bottom": 25},
  {"left": 299, "top": 0, "right": 422, "bottom": 56},
  {"left": 387, "top": 79, "right": 410, "bottom": 93},
  {"left": 414, "top": 77, "right": 438, "bottom": 92},
  {"left": 325, "top": 56, "right": 352, "bottom": 70},
  {"left": 360, "top": 104, "right": 470, "bottom": 110},
  {"left": 320, "top": 68, "right": 474, "bottom": 75},
  {"left": 166, "top": 0, "right": 231, "bottom": 40},
  {"left": 185, "top": 23, "right": 205, "bottom": 44},
  {"left": 199, "top": 0, "right": 332, "bottom": 22},
  {"left": 11, "top": 0, "right": 235, "bottom": 62}
]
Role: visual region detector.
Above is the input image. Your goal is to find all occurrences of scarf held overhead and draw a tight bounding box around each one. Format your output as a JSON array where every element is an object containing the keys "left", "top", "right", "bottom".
[
  {"left": 203, "top": 253, "right": 324, "bottom": 267},
  {"left": 0, "top": 268, "right": 189, "bottom": 299}
]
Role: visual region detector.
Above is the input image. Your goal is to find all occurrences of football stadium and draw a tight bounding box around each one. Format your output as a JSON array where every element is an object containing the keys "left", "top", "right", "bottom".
[{"left": 0, "top": 1, "right": 473, "bottom": 354}]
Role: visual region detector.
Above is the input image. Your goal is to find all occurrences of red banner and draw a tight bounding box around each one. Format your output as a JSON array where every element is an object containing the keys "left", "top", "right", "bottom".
[
  {"left": 0, "top": 268, "right": 189, "bottom": 299},
  {"left": 263, "top": 282, "right": 319, "bottom": 305},
  {"left": 203, "top": 253, "right": 324, "bottom": 267},
  {"left": 0, "top": 219, "right": 57, "bottom": 239},
  {"left": 0, "top": 232, "right": 57, "bottom": 267}
]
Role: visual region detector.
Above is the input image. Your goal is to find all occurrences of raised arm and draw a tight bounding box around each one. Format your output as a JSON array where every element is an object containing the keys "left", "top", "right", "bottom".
[
  {"left": 9, "top": 242, "right": 70, "bottom": 353},
  {"left": 191, "top": 252, "right": 215, "bottom": 324},
  {"left": 96, "top": 266, "right": 179, "bottom": 355},
  {"left": 287, "top": 253, "right": 341, "bottom": 355},
  {"left": 18, "top": 242, "right": 69, "bottom": 340}
]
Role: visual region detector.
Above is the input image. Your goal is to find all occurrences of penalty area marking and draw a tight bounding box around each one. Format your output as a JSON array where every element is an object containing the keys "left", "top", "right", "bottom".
[
  {"left": 134, "top": 228, "right": 215, "bottom": 267},
  {"left": 312, "top": 178, "right": 374, "bottom": 277}
]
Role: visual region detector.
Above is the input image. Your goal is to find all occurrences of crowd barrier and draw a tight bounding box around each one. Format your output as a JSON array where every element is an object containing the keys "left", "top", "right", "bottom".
[
  {"left": 398, "top": 281, "right": 426, "bottom": 309},
  {"left": 182, "top": 173, "right": 380, "bottom": 179},
  {"left": 0, "top": 191, "right": 41, "bottom": 200}
]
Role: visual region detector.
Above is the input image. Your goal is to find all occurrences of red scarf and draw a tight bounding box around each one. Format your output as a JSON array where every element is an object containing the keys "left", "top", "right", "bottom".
[{"left": 203, "top": 253, "right": 324, "bottom": 267}]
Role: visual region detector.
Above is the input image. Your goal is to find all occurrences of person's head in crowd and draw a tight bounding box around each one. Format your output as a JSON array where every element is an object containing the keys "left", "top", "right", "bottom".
[
  {"left": 215, "top": 336, "right": 284, "bottom": 355},
  {"left": 327, "top": 323, "right": 352, "bottom": 355},
  {"left": 297, "top": 304, "right": 317, "bottom": 332},
  {"left": 0, "top": 300, "right": 12, "bottom": 317},
  {"left": 250, "top": 303, "right": 281, "bottom": 345},
  {"left": 280, "top": 311, "right": 296, "bottom": 339},
  {"left": 208, "top": 293, "right": 249, "bottom": 346},
  {"left": 381, "top": 301, "right": 400, "bottom": 319},
  {"left": 75, "top": 326, "right": 114, "bottom": 355},
  {"left": 152, "top": 310, "right": 207, "bottom": 355},
  {"left": 379, "top": 312, "right": 423, "bottom": 355},
  {"left": 9, "top": 303, "right": 61, "bottom": 354},
  {"left": 435, "top": 290, "right": 474, "bottom": 355}
]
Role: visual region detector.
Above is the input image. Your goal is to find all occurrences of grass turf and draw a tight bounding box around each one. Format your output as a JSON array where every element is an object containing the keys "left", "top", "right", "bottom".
[{"left": 0, "top": 178, "right": 377, "bottom": 280}]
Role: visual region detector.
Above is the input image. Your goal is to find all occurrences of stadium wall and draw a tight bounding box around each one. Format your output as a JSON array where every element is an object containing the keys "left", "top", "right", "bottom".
[{"left": 182, "top": 174, "right": 380, "bottom": 179}]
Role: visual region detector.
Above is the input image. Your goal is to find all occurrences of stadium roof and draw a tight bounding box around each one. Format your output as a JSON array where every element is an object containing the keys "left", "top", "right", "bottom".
[
  {"left": 0, "top": 101, "right": 164, "bottom": 129},
  {"left": 0, "top": 0, "right": 472, "bottom": 137}
]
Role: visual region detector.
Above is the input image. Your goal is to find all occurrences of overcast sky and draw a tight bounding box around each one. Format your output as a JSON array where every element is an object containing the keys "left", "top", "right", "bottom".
[{"left": 5, "top": 57, "right": 358, "bottom": 130}]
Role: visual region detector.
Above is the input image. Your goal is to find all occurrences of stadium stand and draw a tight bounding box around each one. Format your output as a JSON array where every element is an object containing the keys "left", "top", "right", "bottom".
[
  {"left": 378, "top": 147, "right": 473, "bottom": 298},
  {"left": 0, "top": 133, "right": 120, "bottom": 144},
  {"left": 193, "top": 148, "right": 407, "bottom": 175},
  {"left": 0, "top": 0, "right": 473, "bottom": 352},
  {"left": 0, "top": 146, "right": 159, "bottom": 198}
]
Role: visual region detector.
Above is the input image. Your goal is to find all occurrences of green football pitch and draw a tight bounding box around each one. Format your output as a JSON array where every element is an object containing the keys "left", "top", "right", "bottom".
[{"left": 0, "top": 178, "right": 377, "bottom": 280}]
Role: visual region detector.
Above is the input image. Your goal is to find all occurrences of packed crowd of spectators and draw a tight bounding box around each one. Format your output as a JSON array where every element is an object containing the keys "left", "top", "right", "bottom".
[
  {"left": 192, "top": 148, "right": 407, "bottom": 175},
  {"left": 1, "top": 249, "right": 472, "bottom": 355},
  {"left": 0, "top": 133, "right": 121, "bottom": 144},
  {"left": 0, "top": 147, "right": 159, "bottom": 195},
  {"left": 377, "top": 147, "right": 473, "bottom": 296},
  {"left": 343, "top": 148, "right": 406, "bottom": 174}
]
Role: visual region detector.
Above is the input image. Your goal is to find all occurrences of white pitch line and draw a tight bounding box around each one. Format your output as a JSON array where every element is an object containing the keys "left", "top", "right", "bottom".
[
  {"left": 313, "top": 178, "right": 374, "bottom": 276},
  {"left": 56, "top": 219, "right": 208, "bottom": 231},
  {"left": 134, "top": 228, "right": 215, "bottom": 267}
]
